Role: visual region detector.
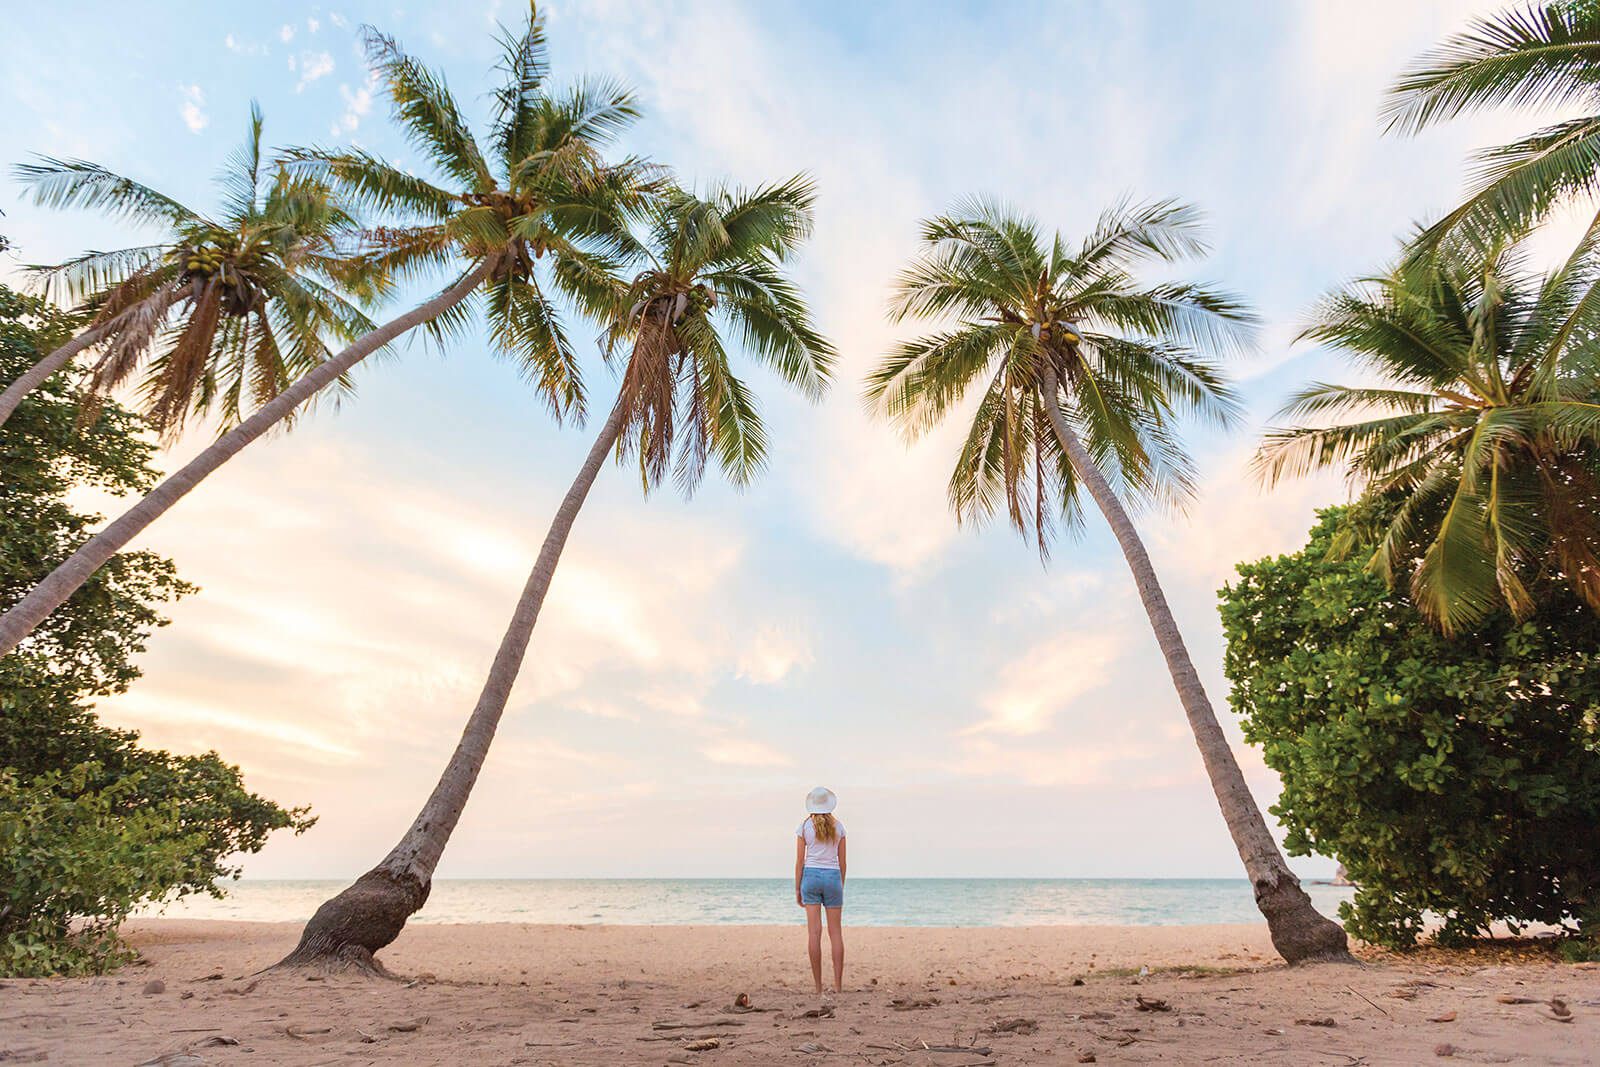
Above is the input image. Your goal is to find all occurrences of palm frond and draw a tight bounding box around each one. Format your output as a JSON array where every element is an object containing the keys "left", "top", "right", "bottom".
[
  {"left": 218, "top": 100, "right": 266, "bottom": 224},
  {"left": 1416, "top": 115, "right": 1600, "bottom": 250},
  {"left": 484, "top": 271, "right": 584, "bottom": 421},
  {"left": 287, "top": 147, "right": 459, "bottom": 221},
  {"left": 1384, "top": 3, "right": 1600, "bottom": 133},
  {"left": 15, "top": 156, "right": 200, "bottom": 227},
  {"left": 363, "top": 27, "right": 493, "bottom": 191},
  {"left": 489, "top": 3, "right": 552, "bottom": 171},
  {"left": 1080, "top": 281, "right": 1259, "bottom": 357},
  {"left": 708, "top": 257, "right": 833, "bottom": 399},
  {"left": 682, "top": 313, "right": 768, "bottom": 491},
  {"left": 27, "top": 246, "right": 170, "bottom": 305},
  {"left": 1074, "top": 196, "right": 1211, "bottom": 271}
]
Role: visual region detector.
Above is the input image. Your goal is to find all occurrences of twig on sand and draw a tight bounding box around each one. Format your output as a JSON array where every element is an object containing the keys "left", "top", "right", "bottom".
[
  {"left": 1346, "top": 986, "right": 1389, "bottom": 1017},
  {"left": 651, "top": 1020, "right": 746, "bottom": 1030},
  {"left": 168, "top": 1028, "right": 221, "bottom": 1033}
]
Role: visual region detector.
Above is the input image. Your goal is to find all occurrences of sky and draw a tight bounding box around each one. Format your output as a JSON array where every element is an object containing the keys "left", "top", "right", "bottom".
[{"left": 1, "top": 0, "right": 1561, "bottom": 882}]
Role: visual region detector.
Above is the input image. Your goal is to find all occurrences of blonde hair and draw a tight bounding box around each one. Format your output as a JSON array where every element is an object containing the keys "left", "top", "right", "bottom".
[{"left": 810, "top": 813, "right": 838, "bottom": 845}]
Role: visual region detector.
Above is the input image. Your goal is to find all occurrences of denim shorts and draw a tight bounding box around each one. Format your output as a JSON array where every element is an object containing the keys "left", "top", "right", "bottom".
[{"left": 800, "top": 866, "right": 844, "bottom": 908}]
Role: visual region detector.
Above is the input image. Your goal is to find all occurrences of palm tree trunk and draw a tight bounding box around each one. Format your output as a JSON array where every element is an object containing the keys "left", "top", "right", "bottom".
[
  {"left": 0, "top": 263, "right": 492, "bottom": 658},
  {"left": 0, "top": 320, "right": 111, "bottom": 431},
  {"left": 0, "top": 286, "right": 181, "bottom": 431},
  {"left": 275, "top": 392, "right": 629, "bottom": 973},
  {"left": 1039, "top": 366, "right": 1350, "bottom": 964}
]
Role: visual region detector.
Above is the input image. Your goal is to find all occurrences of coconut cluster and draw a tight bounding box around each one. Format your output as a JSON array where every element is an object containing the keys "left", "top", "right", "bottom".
[{"left": 177, "top": 234, "right": 266, "bottom": 316}]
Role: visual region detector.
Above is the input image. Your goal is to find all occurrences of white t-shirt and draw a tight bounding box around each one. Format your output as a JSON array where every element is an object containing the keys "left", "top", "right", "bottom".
[{"left": 796, "top": 817, "right": 846, "bottom": 870}]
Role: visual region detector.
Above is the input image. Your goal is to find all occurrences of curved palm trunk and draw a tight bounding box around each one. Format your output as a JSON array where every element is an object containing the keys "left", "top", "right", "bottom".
[
  {"left": 0, "top": 263, "right": 492, "bottom": 658},
  {"left": 1040, "top": 367, "right": 1350, "bottom": 964},
  {"left": 0, "top": 285, "right": 182, "bottom": 431},
  {"left": 0, "top": 321, "right": 112, "bottom": 431},
  {"left": 276, "top": 394, "right": 629, "bottom": 973}
]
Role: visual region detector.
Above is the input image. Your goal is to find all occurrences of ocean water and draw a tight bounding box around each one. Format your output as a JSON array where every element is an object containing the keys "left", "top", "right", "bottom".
[{"left": 142, "top": 878, "right": 1356, "bottom": 927}]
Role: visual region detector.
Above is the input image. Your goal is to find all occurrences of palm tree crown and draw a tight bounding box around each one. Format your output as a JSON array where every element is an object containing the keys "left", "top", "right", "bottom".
[
  {"left": 15, "top": 104, "right": 374, "bottom": 434},
  {"left": 604, "top": 178, "right": 834, "bottom": 493},
  {"left": 1385, "top": 2, "right": 1600, "bottom": 249},
  {"left": 1258, "top": 233, "right": 1600, "bottom": 633},
  {"left": 866, "top": 197, "right": 1250, "bottom": 552},
  {"left": 296, "top": 6, "right": 658, "bottom": 422}
]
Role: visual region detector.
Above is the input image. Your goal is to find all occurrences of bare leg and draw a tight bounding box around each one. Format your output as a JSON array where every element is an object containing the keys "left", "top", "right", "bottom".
[
  {"left": 825, "top": 907, "right": 844, "bottom": 993},
  {"left": 805, "top": 904, "right": 823, "bottom": 994}
]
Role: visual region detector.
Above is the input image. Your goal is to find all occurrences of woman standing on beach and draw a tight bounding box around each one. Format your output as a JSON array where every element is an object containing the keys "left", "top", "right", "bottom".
[{"left": 795, "top": 787, "right": 846, "bottom": 994}]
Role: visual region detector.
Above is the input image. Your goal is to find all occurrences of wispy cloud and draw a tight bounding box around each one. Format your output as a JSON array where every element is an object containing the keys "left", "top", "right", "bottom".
[
  {"left": 178, "top": 84, "right": 207, "bottom": 133},
  {"left": 294, "top": 50, "right": 335, "bottom": 91},
  {"left": 332, "top": 74, "right": 375, "bottom": 135},
  {"left": 968, "top": 631, "right": 1123, "bottom": 736},
  {"left": 736, "top": 625, "right": 812, "bottom": 685},
  {"left": 223, "top": 34, "right": 267, "bottom": 56}
]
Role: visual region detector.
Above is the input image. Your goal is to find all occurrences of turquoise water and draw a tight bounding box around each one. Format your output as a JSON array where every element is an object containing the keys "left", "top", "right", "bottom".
[{"left": 145, "top": 878, "right": 1355, "bottom": 927}]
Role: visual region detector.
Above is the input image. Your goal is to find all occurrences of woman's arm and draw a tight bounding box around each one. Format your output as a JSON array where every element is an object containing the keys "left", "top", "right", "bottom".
[
  {"left": 838, "top": 836, "right": 847, "bottom": 882},
  {"left": 795, "top": 837, "right": 805, "bottom": 906}
]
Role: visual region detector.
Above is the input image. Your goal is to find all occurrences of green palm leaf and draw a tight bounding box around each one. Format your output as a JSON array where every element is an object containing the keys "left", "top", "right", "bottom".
[
  {"left": 1264, "top": 234, "right": 1600, "bottom": 629},
  {"left": 601, "top": 179, "right": 832, "bottom": 494},
  {"left": 873, "top": 196, "right": 1248, "bottom": 548},
  {"left": 1389, "top": 4, "right": 1600, "bottom": 251}
]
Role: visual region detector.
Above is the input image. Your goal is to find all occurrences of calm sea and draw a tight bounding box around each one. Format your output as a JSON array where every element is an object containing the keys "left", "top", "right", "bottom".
[{"left": 142, "top": 878, "right": 1356, "bottom": 927}]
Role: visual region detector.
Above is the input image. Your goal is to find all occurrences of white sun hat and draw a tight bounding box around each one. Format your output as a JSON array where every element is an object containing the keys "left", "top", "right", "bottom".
[{"left": 805, "top": 786, "right": 837, "bottom": 814}]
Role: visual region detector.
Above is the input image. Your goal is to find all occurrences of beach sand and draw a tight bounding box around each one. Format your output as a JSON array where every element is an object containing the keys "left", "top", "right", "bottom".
[{"left": 2, "top": 920, "right": 1596, "bottom": 1065}]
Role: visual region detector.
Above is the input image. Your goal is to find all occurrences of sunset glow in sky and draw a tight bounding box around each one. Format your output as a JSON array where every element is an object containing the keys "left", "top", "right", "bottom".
[{"left": 3, "top": 0, "right": 1547, "bottom": 881}]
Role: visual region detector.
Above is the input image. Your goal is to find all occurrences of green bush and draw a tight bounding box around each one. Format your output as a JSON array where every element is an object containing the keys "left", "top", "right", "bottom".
[
  {"left": 0, "top": 765, "right": 205, "bottom": 976},
  {"left": 1, "top": 283, "right": 313, "bottom": 975},
  {"left": 1220, "top": 504, "right": 1600, "bottom": 948}
]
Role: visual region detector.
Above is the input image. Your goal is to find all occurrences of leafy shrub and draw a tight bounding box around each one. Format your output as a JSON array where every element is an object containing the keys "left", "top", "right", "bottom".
[
  {"left": 1220, "top": 505, "right": 1600, "bottom": 948},
  {"left": 0, "top": 765, "right": 205, "bottom": 975}
]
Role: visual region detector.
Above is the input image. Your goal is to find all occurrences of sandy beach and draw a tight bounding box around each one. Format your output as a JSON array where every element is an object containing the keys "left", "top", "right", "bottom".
[{"left": 0, "top": 921, "right": 1595, "bottom": 1065}]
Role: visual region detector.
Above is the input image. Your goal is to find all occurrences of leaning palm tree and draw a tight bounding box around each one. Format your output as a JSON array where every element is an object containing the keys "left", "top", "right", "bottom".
[
  {"left": 1258, "top": 233, "right": 1600, "bottom": 633},
  {"left": 1385, "top": 2, "right": 1600, "bottom": 250},
  {"left": 0, "top": 103, "right": 374, "bottom": 433},
  {"left": 866, "top": 197, "right": 1351, "bottom": 964},
  {"left": 0, "top": 6, "right": 653, "bottom": 658},
  {"left": 276, "top": 179, "right": 833, "bottom": 971}
]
